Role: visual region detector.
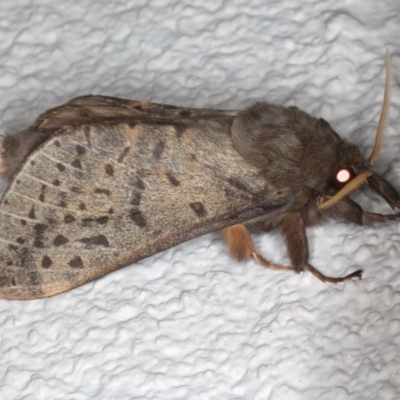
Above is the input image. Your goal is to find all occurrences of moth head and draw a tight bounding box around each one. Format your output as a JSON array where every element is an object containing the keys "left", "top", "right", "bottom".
[{"left": 318, "top": 49, "right": 398, "bottom": 211}]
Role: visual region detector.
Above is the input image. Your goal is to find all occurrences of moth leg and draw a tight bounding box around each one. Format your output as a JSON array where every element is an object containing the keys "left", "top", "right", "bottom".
[
  {"left": 321, "top": 196, "right": 400, "bottom": 226},
  {"left": 282, "top": 212, "right": 362, "bottom": 283},
  {"left": 321, "top": 197, "right": 400, "bottom": 225},
  {"left": 305, "top": 263, "right": 362, "bottom": 283},
  {"left": 220, "top": 224, "right": 295, "bottom": 272},
  {"left": 252, "top": 252, "right": 295, "bottom": 272},
  {"left": 362, "top": 211, "right": 400, "bottom": 223}
]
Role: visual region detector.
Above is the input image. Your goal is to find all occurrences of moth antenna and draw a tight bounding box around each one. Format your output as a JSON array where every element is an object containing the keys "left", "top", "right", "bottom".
[{"left": 367, "top": 48, "right": 392, "bottom": 164}]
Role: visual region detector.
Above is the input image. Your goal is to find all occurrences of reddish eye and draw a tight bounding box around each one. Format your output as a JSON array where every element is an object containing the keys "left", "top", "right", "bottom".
[
  {"left": 333, "top": 167, "right": 355, "bottom": 188},
  {"left": 336, "top": 169, "right": 351, "bottom": 183}
]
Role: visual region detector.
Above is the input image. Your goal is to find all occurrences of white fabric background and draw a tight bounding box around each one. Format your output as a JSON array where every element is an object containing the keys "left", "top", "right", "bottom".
[{"left": 0, "top": 1, "right": 400, "bottom": 399}]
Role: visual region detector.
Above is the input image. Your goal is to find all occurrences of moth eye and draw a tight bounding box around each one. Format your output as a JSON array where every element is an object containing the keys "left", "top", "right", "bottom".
[
  {"left": 333, "top": 167, "right": 355, "bottom": 188},
  {"left": 336, "top": 169, "right": 351, "bottom": 183}
]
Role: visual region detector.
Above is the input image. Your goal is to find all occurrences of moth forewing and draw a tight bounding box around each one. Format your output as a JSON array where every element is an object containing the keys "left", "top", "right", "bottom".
[{"left": 0, "top": 116, "right": 286, "bottom": 300}]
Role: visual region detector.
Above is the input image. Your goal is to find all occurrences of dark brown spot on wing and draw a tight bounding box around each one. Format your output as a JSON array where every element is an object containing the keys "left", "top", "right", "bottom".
[
  {"left": 16, "top": 237, "right": 25, "bottom": 244},
  {"left": 68, "top": 256, "right": 84, "bottom": 269},
  {"left": 223, "top": 186, "right": 235, "bottom": 199},
  {"left": 132, "top": 175, "right": 145, "bottom": 190},
  {"left": 20, "top": 219, "right": 27, "bottom": 225},
  {"left": 82, "top": 216, "right": 109, "bottom": 226},
  {"left": 190, "top": 202, "right": 206, "bottom": 217},
  {"left": 84, "top": 126, "right": 91, "bottom": 148},
  {"left": 42, "top": 255, "right": 52, "bottom": 269},
  {"left": 165, "top": 172, "right": 180, "bottom": 186},
  {"left": 28, "top": 206, "right": 35, "bottom": 219},
  {"left": 54, "top": 140, "right": 61, "bottom": 147},
  {"left": 153, "top": 140, "right": 165, "bottom": 159},
  {"left": 64, "top": 214, "right": 75, "bottom": 223},
  {"left": 79, "top": 235, "right": 109, "bottom": 248},
  {"left": 129, "top": 209, "right": 147, "bottom": 227},
  {"left": 131, "top": 192, "right": 141, "bottom": 206},
  {"left": 56, "top": 163, "right": 66, "bottom": 172},
  {"left": 227, "top": 178, "right": 249, "bottom": 192},
  {"left": 79, "top": 203, "right": 86, "bottom": 210},
  {"left": 39, "top": 184, "right": 46, "bottom": 202},
  {"left": 71, "top": 159, "right": 82, "bottom": 169},
  {"left": 53, "top": 235, "right": 69, "bottom": 246},
  {"left": 76, "top": 145, "right": 86, "bottom": 155},
  {"left": 71, "top": 186, "right": 80, "bottom": 193},
  {"left": 105, "top": 164, "right": 114, "bottom": 176},
  {"left": 175, "top": 124, "right": 187, "bottom": 139},
  {"left": 33, "top": 223, "right": 48, "bottom": 248},
  {"left": 94, "top": 188, "right": 111, "bottom": 196},
  {"left": 53, "top": 179, "right": 60, "bottom": 186},
  {"left": 117, "top": 147, "right": 131, "bottom": 163}
]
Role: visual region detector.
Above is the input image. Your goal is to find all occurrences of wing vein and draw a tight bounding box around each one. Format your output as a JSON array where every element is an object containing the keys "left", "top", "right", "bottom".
[
  {"left": 9, "top": 192, "right": 90, "bottom": 213},
  {"left": 0, "top": 209, "right": 33, "bottom": 221},
  {"left": 21, "top": 172, "right": 70, "bottom": 193}
]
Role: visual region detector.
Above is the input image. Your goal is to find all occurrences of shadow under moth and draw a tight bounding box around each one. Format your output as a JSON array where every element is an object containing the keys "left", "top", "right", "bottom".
[{"left": 0, "top": 52, "right": 399, "bottom": 300}]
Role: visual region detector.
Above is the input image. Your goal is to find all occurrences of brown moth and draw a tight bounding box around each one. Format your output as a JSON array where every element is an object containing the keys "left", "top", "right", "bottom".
[{"left": 0, "top": 52, "right": 399, "bottom": 300}]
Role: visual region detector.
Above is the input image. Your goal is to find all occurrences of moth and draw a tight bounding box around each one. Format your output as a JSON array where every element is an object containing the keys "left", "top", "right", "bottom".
[{"left": 0, "top": 52, "right": 398, "bottom": 300}]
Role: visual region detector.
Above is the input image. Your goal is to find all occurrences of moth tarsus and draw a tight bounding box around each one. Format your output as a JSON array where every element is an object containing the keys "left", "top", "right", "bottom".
[{"left": 0, "top": 52, "right": 399, "bottom": 299}]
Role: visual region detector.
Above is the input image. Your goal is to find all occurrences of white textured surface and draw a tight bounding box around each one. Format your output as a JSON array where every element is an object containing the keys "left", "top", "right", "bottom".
[{"left": 1, "top": 1, "right": 400, "bottom": 399}]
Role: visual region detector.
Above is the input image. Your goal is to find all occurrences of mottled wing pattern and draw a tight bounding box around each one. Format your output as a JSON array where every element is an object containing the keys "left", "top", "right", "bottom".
[{"left": 0, "top": 118, "right": 283, "bottom": 299}]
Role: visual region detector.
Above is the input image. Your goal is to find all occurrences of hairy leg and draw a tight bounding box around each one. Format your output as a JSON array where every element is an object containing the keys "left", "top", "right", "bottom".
[
  {"left": 281, "top": 212, "right": 362, "bottom": 283},
  {"left": 220, "top": 224, "right": 295, "bottom": 272},
  {"left": 221, "top": 219, "right": 362, "bottom": 284}
]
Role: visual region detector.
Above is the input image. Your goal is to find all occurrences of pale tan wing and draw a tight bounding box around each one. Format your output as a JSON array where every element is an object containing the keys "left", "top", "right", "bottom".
[
  {"left": 0, "top": 120, "right": 286, "bottom": 299},
  {"left": 0, "top": 95, "right": 238, "bottom": 181}
]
